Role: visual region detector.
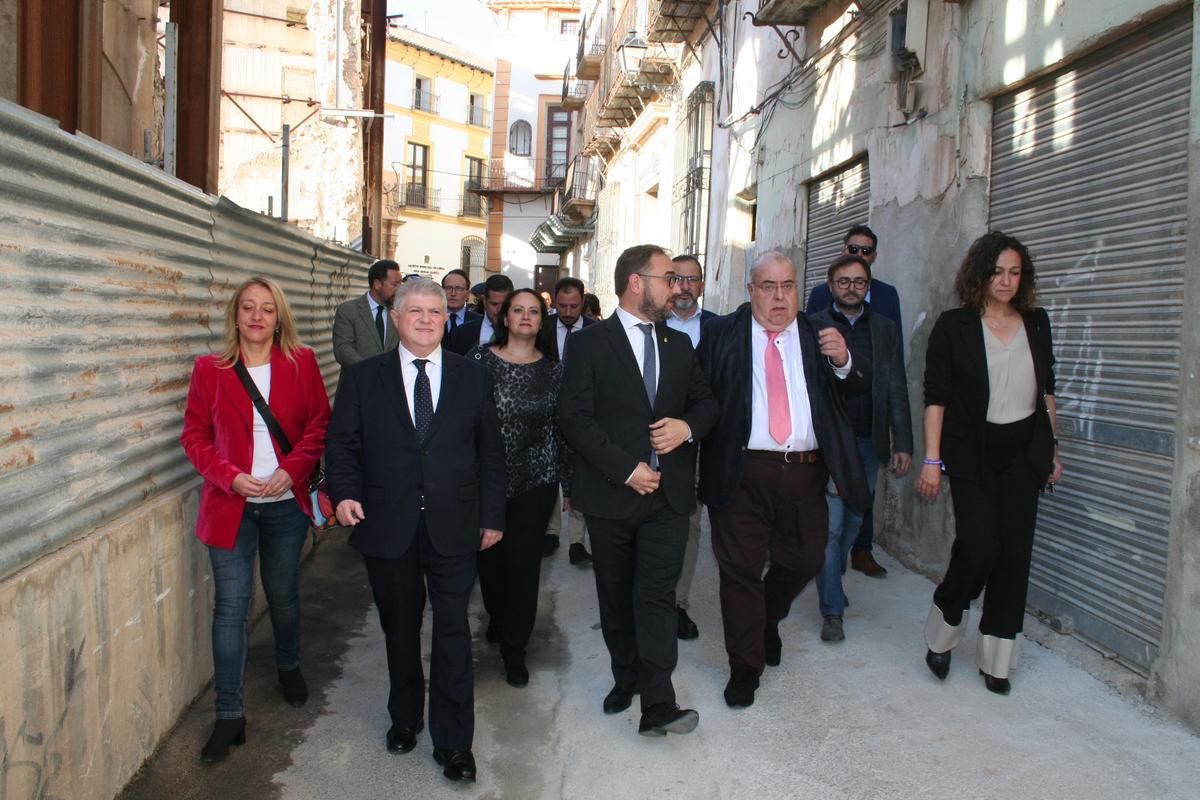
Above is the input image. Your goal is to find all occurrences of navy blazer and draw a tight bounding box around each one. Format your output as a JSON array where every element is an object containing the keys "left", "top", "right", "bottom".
[
  {"left": 324, "top": 348, "right": 506, "bottom": 558},
  {"left": 445, "top": 308, "right": 482, "bottom": 335},
  {"left": 446, "top": 316, "right": 487, "bottom": 355},
  {"left": 559, "top": 314, "right": 720, "bottom": 519},
  {"left": 809, "top": 307, "right": 913, "bottom": 463},
  {"left": 808, "top": 277, "right": 903, "bottom": 348},
  {"left": 923, "top": 306, "right": 1057, "bottom": 484},
  {"left": 697, "top": 303, "right": 872, "bottom": 514}
]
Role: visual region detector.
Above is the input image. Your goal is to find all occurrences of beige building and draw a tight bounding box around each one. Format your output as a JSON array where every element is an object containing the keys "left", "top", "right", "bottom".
[{"left": 382, "top": 26, "right": 494, "bottom": 283}]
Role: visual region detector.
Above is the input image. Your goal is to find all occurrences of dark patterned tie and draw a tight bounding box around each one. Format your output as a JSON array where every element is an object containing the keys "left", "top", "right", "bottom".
[
  {"left": 561, "top": 321, "right": 573, "bottom": 361},
  {"left": 375, "top": 304, "right": 386, "bottom": 348},
  {"left": 449, "top": 312, "right": 459, "bottom": 333},
  {"left": 413, "top": 359, "right": 433, "bottom": 442},
  {"left": 637, "top": 323, "right": 658, "bottom": 469}
]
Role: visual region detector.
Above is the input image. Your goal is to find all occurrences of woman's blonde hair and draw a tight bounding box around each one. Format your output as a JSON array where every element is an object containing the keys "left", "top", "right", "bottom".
[{"left": 217, "top": 276, "right": 302, "bottom": 365}]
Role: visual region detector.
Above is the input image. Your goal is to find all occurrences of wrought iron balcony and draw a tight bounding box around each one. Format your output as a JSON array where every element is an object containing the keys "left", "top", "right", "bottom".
[
  {"left": 750, "top": 0, "right": 829, "bottom": 27},
  {"left": 468, "top": 104, "right": 490, "bottom": 128},
  {"left": 388, "top": 182, "right": 441, "bottom": 212},
  {"left": 647, "top": 0, "right": 711, "bottom": 44},
  {"left": 559, "top": 156, "right": 598, "bottom": 221},
  {"left": 575, "top": 12, "right": 605, "bottom": 80},
  {"left": 562, "top": 64, "right": 587, "bottom": 111},
  {"left": 413, "top": 88, "right": 439, "bottom": 114},
  {"left": 474, "top": 158, "right": 565, "bottom": 194},
  {"left": 460, "top": 183, "right": 487, "bottom": 218}
]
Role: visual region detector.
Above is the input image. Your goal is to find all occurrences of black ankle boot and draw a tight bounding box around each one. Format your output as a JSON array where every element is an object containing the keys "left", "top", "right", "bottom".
[
  {"left": 200, "top": 717, "right": 246, "bottom": 764},
  {"left": 980, "top": 670, "right": 1011, "bottom": 695},
  {"left": 279, "top": 667, "right": 308, "bottom": 707},
  {"left": 925, "top": 649, "right": 951, "bottom": 680}
]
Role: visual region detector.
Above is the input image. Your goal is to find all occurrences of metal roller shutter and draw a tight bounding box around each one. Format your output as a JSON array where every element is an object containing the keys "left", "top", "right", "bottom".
[
  {"left": 988, "top": 10, "right": 1190, "bottom": 670},
  {"left": 804, "top": 158, "right": 870, "bottom": 298}
]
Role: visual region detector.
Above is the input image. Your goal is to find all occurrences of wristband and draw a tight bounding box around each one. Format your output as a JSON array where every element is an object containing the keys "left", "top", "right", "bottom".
[{"left": 922, "top": 458, "right": 943, "bottom": 466}]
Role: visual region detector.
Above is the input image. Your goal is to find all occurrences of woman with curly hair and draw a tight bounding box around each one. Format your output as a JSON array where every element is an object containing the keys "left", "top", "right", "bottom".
[{"left": 916, "top": 231, "right": 1063, "bottom": 695}]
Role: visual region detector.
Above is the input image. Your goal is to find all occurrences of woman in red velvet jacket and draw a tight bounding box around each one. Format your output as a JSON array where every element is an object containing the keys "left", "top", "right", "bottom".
[{"left": 180, "top": 276, "right": 330, "bottom": 764}]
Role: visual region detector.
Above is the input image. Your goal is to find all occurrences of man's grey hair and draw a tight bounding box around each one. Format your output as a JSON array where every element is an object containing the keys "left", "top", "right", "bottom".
[
  {"left": 394, "top": 278, "right": 447, "bottom": 311},
  {"left": 748, "top": 250, "right": 797, "bottom": 283}
]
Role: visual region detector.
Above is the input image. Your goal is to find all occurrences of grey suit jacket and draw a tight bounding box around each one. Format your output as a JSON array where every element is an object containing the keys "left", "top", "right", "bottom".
[
  {"left": 332, "top": 295, "right": 399, "bottom": 386},
  {"left": 810, "top": 307, "right": 913, "bottom": 463}
]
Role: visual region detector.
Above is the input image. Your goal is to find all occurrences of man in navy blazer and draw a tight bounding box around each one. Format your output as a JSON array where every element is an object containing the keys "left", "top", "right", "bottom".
[
  {"left": 441, "top": 268, "right": 482, "bottom": 335},
  {"left": 805, "top": 223, "right": 901, "bottom": 579},
  {"left": 325, "top": 279, "right": 505, "bottom": 783},
  {"left": 447, "top": 273, "right": 513, "bottom": 354}
]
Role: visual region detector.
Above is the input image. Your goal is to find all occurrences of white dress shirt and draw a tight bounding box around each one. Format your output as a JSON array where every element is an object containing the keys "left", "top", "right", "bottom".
[
  {"left": 613, "top": 306, "right": 660, "bottom": 391},
  {"left": 479, "top": 315, "right": 495, "bottom": 346},
  {"left": 746, "top": 317, "right": 851, "bottom": 452},
  {"left": 366, "top": 292, "right": 388, "bottom": 342},
  {"left": 666, "top": 307, "right": 703, "bottom": 348},
  {"left": 397, "top": 343, "right": 442, "bottom": 423},
  {"left": 555, "top": 316, "right": 579, "bottom": 358}
]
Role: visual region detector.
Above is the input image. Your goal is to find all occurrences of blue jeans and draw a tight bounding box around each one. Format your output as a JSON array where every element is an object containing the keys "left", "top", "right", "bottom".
[
  {"left": 208, "top": 500, "right": 310, "bottom": 718},
  {"left": 816, "top": 439, "right": 880, "bottom": 617}
]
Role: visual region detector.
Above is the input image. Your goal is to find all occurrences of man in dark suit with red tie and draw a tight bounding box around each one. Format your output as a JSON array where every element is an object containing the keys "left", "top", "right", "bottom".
[
  {"left": 325, "top": 279, "right": 505, "bottom": 783},
  {"left": 559, "top": 245, "right": 719, "bottom": 737},
  {"left": 698, "top": 251, "right": 870, "bottom": 709}
]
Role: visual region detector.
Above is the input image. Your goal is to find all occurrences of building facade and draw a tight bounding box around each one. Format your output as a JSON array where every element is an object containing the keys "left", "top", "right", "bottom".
[
  {"left": 382, "top": 26, "right": 494, "bottom": 283},
  {"left": 484, "top": 0, "right": 583, "bottom": 291},
  {"left": 553, "top": 0, "right": 1200, "bottom": 730}
]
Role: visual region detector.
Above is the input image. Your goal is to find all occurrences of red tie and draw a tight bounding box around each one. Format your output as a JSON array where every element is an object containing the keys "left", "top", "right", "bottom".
[{"left": 766, "top": 331, "right": 791, "bottom": 445}]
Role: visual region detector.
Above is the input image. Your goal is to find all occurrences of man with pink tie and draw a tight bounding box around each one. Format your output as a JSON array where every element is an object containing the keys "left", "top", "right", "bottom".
[{"left": 696, "top": 251, "right": 871, "bottom": 709}]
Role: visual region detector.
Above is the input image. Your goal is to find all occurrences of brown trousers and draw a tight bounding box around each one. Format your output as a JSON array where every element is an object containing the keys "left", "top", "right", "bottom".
[{"left": 709, "top": 452, "right": 829, "bottom": 672}]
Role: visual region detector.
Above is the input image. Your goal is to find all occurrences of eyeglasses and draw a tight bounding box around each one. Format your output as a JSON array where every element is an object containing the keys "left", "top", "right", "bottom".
[
  {"left": 846, "top": 244, "right": 875, "bottom": 256},
  {"left": 443, "top": 285, "right": 468, "bottom": 293},
  {"left": 674, "top": 276, "right": 703, "bottom": 286},
  {"left": 750, "top": 281, "right": 798, "bottom": 294},
  {"left": 833, "top": 277, "right": 870, "bottom": 289},
  {"left": 635, "top": 273, "right": 683, "bottom": 287}
]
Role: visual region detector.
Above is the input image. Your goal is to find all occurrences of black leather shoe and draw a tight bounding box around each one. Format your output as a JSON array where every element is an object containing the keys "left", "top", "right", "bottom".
[
  {"left": 542, "top": 534, "right": 560, "bottom": 558},
  {"left": 638, "top": 703, "right": 700, "bottom": 737},
  {"left": 569, "top": 542, "right": 592, "bottom": 565},
  {"left": 980, "top": 670, "right": 1011, "bottom": 695},
  {"left": 926, "top": 649, "right": 951, "bottom": 680},
  {"left": 677, "top": 607, "right": 699, "bottom": 640},
  {"left": 764, "top": 626, "right": 782, "bottom": 667},
  {"left": 723, "top": 666, "right": 760, "bottom": 708},
  {"left": 200, "top": 717, "right": 246, "bottom": 764},
  {"left": 386, "top": 722, "right": 422, "bottom": 753},
  {"left": 603, "top": 682, "right": 637, "bottom": 714},
  {"left": 433, "top": 748, "right": 477, "bottom": 782},
  {"left": 485, "top": 621, "right": 501, "bottom": 644},
  {"left": 278, "top": 667, "right": 308, "bottom": 707},
  {"left": 505, "top": 662, "right": 530, "bottom": 688}
]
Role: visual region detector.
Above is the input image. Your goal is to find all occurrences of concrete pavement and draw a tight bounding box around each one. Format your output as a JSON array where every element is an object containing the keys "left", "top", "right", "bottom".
[{"left": 122, "top": 520, "right": 1200, "bottom": 800}]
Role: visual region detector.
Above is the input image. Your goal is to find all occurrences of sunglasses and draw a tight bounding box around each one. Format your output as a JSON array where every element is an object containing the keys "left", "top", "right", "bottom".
[{"left": 846, "top": 244, "right": 875, "bottom": 256}]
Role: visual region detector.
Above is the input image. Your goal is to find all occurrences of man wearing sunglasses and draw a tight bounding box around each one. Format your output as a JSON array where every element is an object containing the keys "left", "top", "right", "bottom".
[
  {"left": 665, "top": 254, "right": 718, "bottom": 641},
  {"left": 808, "top": 254, "right": 912, "bottom": 643},
  {"left": 806, "top": 223, "right": 902, "bottom": 579}
]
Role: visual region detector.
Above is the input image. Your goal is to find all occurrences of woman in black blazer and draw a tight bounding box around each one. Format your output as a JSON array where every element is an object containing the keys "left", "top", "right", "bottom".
[{"left": 916, "top": 231, "right": 1064, "bottom": 695}]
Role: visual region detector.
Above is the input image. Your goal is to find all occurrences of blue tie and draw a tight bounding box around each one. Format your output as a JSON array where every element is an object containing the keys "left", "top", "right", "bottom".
[
  {"left": 637, "top": 323, "right": 658, "bottom": 469},
  {"left": 413, "top": 359, "right": 433, "bottom": 442}
]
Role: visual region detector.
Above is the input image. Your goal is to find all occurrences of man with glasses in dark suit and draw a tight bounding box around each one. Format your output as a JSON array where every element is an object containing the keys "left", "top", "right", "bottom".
[{"left": 441, "top": 269, "right": 481, "bottom": 335}]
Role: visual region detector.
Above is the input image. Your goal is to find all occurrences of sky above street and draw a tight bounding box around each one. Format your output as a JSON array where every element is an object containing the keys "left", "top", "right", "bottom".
[{"left": 388, "top": 0, "right": 498, "bottom": 58}]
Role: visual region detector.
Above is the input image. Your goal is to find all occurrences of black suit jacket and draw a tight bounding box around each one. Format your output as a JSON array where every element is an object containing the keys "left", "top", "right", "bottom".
[
  {"left": 446, "top": 316, "right": 487, "bottom": 355},
  {"left": 697, "top": 303, "right": 872, "bottom": 513},
  {"left": 325, "top": 348, "right": 506, "bottom": 558},
  {"left": 545, "top": 313, "right": 596, "bottom": 360},
  {"left": 923, "top": 306, "right": 1057, "bottom": 484},
  {"left": 445, "top": 308, "right": 482, "bottom": 336},
  {"left": 558, "top": 313, "right": 720, "bottom": 519},
  {"left": 809, "top": 307, "right": 913, "bottom": 464}
]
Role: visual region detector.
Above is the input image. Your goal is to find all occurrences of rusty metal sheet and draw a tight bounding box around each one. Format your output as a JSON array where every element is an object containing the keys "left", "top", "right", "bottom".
[{"left": 0, "top": 98, "right": 367, "bottom": 580}]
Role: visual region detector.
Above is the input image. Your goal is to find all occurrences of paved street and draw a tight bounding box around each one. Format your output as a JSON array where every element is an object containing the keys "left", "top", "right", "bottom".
[{"left": 122, "top": 520, "right": 1200, "bottom": 800}]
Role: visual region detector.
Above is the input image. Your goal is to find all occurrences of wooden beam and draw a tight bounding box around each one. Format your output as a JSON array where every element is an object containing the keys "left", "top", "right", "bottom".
[
  {"left": 362, "top": 0, "right": 387, "bottom": 256},
  {"left": 171, "top": 0, "right": 222, "bottom": 193}
]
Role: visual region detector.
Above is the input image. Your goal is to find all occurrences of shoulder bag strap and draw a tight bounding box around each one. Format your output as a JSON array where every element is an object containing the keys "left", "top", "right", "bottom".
[{"left": 232, "top": 359, "right": 294, "bottom": 455}]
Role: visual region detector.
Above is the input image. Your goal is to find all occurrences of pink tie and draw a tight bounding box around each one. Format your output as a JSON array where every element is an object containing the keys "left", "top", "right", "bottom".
[{"left": 766, "top": 331, "right": 792, "bottom": 445}]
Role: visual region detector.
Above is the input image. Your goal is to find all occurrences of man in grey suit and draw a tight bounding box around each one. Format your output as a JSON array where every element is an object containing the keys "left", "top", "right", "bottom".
[
  {"left": 333, "top": 260, "right": 403, "bottom": 385},
  {"left": 809, "top": 254, "right": 912, "bottom": 643}
]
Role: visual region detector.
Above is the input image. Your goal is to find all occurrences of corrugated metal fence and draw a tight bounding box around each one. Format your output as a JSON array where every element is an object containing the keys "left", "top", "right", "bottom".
[{"left": 0, "top": 99, "right": 369, "bottom": 580}]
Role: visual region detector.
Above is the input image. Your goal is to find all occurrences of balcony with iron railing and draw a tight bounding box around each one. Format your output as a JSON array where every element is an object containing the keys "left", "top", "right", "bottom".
[
  {"left": 460, "top": 182, "right": 487, "bottom": 218},
  {"left": 468, "top": 104, "right": 490, "bottom": 128},
  {"left": 473, "top": 158, "right": 566, "bottom": 194},
  {"left": 562, "top": 64, "right": 587, "bottom": 111},
  {"left": 575, "top": 11, "right": 606, "bottom": 80},
  {"left": 413, "top": 88, "right": 439, "bottom": 115},
  {"left": 750, "top": 0, "right": 829, "bottom": 27},
  {"left": 386, "top": 181, "right": 443, "bottom": 213},
  {"left": 594, "top": 2, "right": 680, "bottom": 132},
  {"left": 559, "top": 155, "right": 599, "bottom": 220},
  {"left": 646, "top": 0, "right": 710, "bottom": 44}
]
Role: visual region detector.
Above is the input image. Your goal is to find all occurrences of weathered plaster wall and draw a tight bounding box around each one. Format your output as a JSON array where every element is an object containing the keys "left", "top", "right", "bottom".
[
  {"left": 0, "top": 0, "right": 17, "bottom": 102},
  {"left": 0, "top": 486, "right": 212, "bottom": 800}
]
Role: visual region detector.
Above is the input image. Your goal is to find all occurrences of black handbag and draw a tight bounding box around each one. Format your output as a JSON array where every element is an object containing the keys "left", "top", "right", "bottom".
[{"left": 233, "top": 360, "right": 336, "bottom": 529}]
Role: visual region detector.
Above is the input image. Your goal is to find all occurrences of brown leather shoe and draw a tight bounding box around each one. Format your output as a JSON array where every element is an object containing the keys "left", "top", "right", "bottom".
[{"left": 851, "top": 549, "right": 888, "bottom": 578}]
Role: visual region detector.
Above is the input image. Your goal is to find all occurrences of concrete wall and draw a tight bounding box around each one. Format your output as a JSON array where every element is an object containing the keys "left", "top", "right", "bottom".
[
  {"left": 1158, "top": 0, "right": 1200, "bottom": 736},
  {"left": 0, "top": 0, "right": 14, "bottom": 103}
]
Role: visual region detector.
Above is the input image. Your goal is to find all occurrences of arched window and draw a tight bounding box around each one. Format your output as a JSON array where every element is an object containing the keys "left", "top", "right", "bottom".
[
  {"left": 461, "top": 236, "right": 486, "bottom": 271},
  {"left": 509, "top": 120, "right": 532, "bottom": 156}
]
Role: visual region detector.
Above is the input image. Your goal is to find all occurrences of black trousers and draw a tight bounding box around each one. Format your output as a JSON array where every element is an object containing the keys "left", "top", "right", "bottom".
[
  {"left": 935, "top": 415, "right": 1041, "bottom": 639},
  {"left": 585, "top": 491, "right": 688, "bottom": 710},
  {"left": 708, "top": 452, "right": 829, "bottom": 672},
  {"left": 362, "top": 517, "right": 477, "bottom": 751},
  {"left": 477, "top": 482, "right": 558, "bottom": 665}
]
